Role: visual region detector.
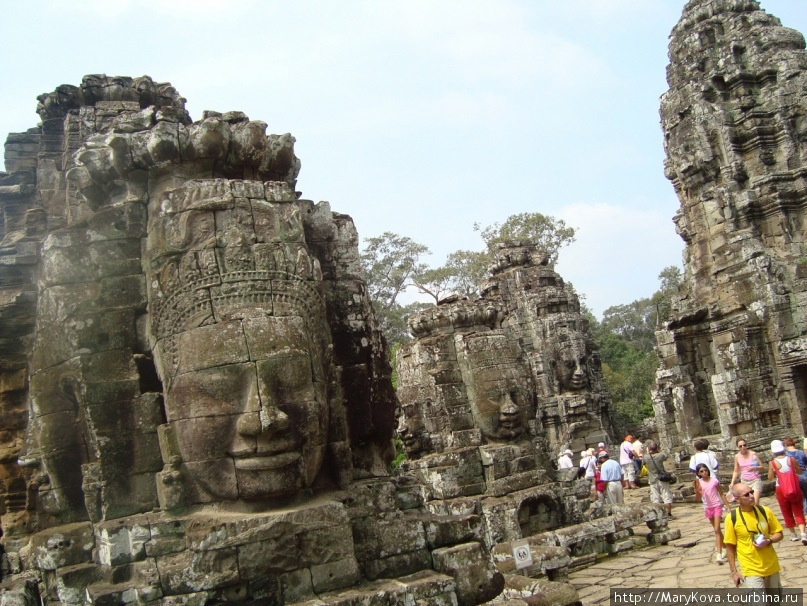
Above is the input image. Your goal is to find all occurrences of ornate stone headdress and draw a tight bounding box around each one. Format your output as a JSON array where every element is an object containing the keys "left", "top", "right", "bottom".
[
  {"left": 407, "top": 298, "right": 505, "bottom": 338},
  {"left": 145, "top": 179, "right": 329, "bottom": 384}
]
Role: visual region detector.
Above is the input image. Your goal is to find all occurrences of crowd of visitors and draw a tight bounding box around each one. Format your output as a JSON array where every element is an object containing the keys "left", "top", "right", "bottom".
[{"left": 559, "top": 432, "right": 807, "bottom": 591}]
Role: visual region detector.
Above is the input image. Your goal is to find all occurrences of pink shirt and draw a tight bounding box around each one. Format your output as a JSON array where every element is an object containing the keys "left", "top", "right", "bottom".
[
  {"left": 698, "top": 476, "right": 721, "bottom": 508},
  {"left": 619, "top": 441, "right": 634, "bottom": 465},
  {"left": 736, "top": 451, "right": 760, "bottom": 481}
]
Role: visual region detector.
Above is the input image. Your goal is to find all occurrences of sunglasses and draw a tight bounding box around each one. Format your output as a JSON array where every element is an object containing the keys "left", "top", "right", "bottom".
[
  {"left": 697, "top": 469, "right": 710, "bottom": 474},
  {"left": 737, "top": 444, "right": 747, "bottom": 448},
  {"left": 740, "top": 490, "right": 754, "bottom": 497}
]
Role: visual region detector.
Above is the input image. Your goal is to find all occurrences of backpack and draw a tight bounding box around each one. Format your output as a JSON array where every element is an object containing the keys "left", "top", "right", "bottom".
[
  {"left": 772, "top": 458, "right": 801, "bottom": 499},
  {"left": 730, "top": 505, "right": 771, "bottom": 531}
]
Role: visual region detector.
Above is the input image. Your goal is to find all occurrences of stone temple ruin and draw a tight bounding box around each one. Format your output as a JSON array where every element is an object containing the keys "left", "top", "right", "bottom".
[
  {"left": 0, "top": 0, "right": 805, "bottom": 603},
  {"left": 0, "top": 75, "right": 510, "bottom": 605},
  {"left": 653, "top": 0, "right": 807, "bottom": 462},
  {"left": 0, "top": 75, "right": 675, "bottom": 605},
  {"left": 396, "top": 255, "right": 676, "bottom": 592}
]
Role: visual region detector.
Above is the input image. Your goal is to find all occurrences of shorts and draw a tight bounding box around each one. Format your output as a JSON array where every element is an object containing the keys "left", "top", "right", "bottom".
[
  {"left": 622, "top": 463, "right": 635, "bottom": 482},
  {"left": 650, "top": 480, "right": 673, "bottom": 505},
  {"left": 704, "top": 505, "right": 723, "bottom": 519},
  {"left": 744, "top": 572, "right": 781, "bottom": 590}
]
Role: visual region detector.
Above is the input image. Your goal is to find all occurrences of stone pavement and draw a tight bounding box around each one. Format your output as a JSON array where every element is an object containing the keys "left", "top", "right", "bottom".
[{"left": 567, "top": 484, "right": 807, "bottom": 603}]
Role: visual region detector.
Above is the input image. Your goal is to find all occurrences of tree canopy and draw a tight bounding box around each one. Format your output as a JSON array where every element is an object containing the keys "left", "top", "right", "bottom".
[
  {"left": 589, "top": 265, "right": 683, "bottom": 429},
  {"left": 359, "top": 213, "right": 577, "bottom": 347}
]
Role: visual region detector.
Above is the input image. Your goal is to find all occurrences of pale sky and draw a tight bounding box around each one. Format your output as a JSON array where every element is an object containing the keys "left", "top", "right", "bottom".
[{"left": 1, "top": 0, "right": 805, "bottom": 318}]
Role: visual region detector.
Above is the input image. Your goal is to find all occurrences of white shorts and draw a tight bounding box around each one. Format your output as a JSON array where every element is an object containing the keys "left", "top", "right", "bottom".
[
  {"left": 650, "top": 480, "right": 673, "bottom": 504},
  {"left": 622, "top": 463, "right": 635, "bottom": 482}
]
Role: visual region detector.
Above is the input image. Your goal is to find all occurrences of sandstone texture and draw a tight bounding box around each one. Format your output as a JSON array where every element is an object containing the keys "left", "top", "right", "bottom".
[
  {"left": 0, "top": 75, "right": 499, "bottom": 605},
  {"left": 654, "top": 0, "right": 807, "bottom": 460},
  {"left": 396, "top": 245, "right": 675, "bottom": 601}
]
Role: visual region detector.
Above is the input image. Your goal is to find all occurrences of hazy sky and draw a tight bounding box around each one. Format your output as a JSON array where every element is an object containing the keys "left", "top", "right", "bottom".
[{"left": 1, "top": 0, "right": 805, "bottom": 317}]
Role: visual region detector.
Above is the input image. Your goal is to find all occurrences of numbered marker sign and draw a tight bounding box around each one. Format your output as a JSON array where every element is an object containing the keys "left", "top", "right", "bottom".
[{"left": 511, "top": 539, "right": 533, "bottom": 570}]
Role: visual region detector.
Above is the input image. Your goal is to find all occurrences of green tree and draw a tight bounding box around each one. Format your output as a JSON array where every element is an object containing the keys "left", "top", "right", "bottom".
[
  {"left": 360, "top": 233, "right": 431, "bottom": 345},
  {"left": 652, "top": 265, "right": 683, "bottom": 323},
  {"left": 417, "top": 213, "right": 577, "bottom": 300},
  {"left": 592, "top": 266, "right": 683, "bottom": 430},
  {"left": 360, "top": 232, "right": 429, "bottom": 310},
  {"left": 361, "top": 213, "right": 578, "bottom": 343},
  {"left": 374, "top": 300, "right": 431, "bottom": 348},
  {"left": 411, "top": 249, "right": 489, "bottom": 301},
  {"left": 475, "top": 212, "right": 576, "bottom": 265}
]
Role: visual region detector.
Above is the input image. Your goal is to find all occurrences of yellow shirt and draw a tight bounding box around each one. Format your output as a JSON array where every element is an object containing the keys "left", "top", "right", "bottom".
[{"left": 723, "top": 505, "right": 782, "bottom": 578}]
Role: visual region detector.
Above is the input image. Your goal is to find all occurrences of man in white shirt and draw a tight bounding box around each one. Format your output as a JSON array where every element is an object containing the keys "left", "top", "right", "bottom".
[
  {"left": 558, "top": 449, "right": 574, "bottom": 469},
  {"left": 619, "top": 435, "right": 637, "bottom": 489},
  {"left": 688, "top": 438, "right": 719, "bottom": 475},
  {"left": 632, "top": 436, "right": 644, "bottom": 478}
]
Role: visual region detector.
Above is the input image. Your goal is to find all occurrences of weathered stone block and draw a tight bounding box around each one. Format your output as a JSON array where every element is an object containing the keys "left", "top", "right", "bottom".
[
  {"left": 96, "top": 517, "right": 150, "bottom": 565},
  {"left": 425, "top": 514, "right": 481, "bottom": 548},
  {"left": 362, "top": 549, "right": 431, "bottom": 582},
  {"left": 311, "top": 556, "right": 360, "bottom": 593},
  {"left": 25, "top": 523, "right": 94, "bottom": 571},
  {"left": 431, "top": 542, "right": 504, "bottom": 606},
  {"left": 156, "top": 546, "right": 240, "bottom": 593}
]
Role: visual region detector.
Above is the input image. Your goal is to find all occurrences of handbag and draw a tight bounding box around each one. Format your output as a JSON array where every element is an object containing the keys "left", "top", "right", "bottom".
[{"left": 648, "top": 453, "right": 676, "bottom": 484}]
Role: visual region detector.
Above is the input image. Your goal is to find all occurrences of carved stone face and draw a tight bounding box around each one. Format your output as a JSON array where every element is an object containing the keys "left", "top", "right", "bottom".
[
  {"left": 557, "top": 354, "right": 587, "bottom": 392},
  {"left": 396, "top": 400, "right": 428, "bottom": 458},
  {"left": 466, "top": 365, "right": 529, "bottom": 441},
  {"left": 553, "top": 332, "right": 589, "bottom": 393},
  {"left": 459, "top": 334, "right": 535, "bottom": 443},
  {"left": 80, "top": 74, "right": 105, "bottom": 105},
  {"left": 163, "top": 314, "right": 328, "bottom": 501}
]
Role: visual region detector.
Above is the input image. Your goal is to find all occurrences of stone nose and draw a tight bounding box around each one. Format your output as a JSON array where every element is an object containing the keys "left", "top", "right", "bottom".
[
  {"left": 500, "top": 395, "right": 518, "bottom": 416},
  {"left": 236, "top": 372, "right": 289, "bottom": 436}
]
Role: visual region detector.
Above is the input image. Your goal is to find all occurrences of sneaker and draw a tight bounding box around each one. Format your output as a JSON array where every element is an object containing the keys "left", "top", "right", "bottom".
[
  {"left": 801, "top": 533, "right": 807, "bottom": 546},
  {"left": 790, "top": 534, "right": 799, "bottom": 542},
  {"left": 715, "top": 554, "right": 727, "bottom": 564}
]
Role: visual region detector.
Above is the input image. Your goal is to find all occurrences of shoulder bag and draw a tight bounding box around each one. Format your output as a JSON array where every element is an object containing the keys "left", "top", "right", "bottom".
[{"left": 648, "top": 453, "right": 676, "bottom": 484}]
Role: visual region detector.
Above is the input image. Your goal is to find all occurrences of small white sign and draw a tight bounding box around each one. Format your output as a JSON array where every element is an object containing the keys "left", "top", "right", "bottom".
[{"left": 512, "top": 539, "right": 533, "bottom": 570}]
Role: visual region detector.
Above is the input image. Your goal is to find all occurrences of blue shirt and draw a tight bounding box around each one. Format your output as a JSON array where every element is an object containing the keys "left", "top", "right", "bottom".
[{"left": 600, "top": 459, "right": 623, "bottom": 482}]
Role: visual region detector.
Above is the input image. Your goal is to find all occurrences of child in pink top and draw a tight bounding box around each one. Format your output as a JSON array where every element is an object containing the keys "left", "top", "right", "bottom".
[{"left": 694, "top": 463, "right": 731, "bottom": 564}]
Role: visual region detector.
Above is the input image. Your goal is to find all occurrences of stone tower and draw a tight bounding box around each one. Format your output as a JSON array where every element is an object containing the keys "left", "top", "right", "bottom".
[
  {"left": 481, "top": 243, "right": 613, "bottom": 453},
  {"left": 654, "top": 0, "right": 807, "bottom": 453},
  {"left": 397, "top": 242, "right": 614, "bottom": 464}
]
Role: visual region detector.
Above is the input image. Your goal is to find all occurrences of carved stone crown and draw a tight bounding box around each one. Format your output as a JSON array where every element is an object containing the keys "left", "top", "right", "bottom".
[
  {"left": 488, "top": 241, "right": 549, "bottom": 275},
  {"left": 36, "top": 74, "right": 186, "bottom": 121},
  {"left": 151, "top": 244, "right": 325, "bottom": 343},
  {"left": 408, "top": 300, "right": 505, "bottom": 338},
  {"left": 460, "top": 331, "right": 521, "bottom": 371}
]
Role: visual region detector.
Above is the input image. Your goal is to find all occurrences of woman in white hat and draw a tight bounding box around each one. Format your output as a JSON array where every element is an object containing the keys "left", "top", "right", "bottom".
[{"left": 768, "top": 439, "right": 807, "bottom": 544}]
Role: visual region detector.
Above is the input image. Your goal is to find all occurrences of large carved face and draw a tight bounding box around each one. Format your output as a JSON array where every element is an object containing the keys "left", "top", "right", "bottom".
[
  {"left": 163, "top": 313, "right": 328, "bottom": 501},
  {"left": 552, "top": 329, "right": 589, "bottom": 393},
  {"left": 459, "top": 333, "right": 535, "bottom": 442},
  {"left": 396, "top": 398, "right": 429, "bottom": 458}
]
